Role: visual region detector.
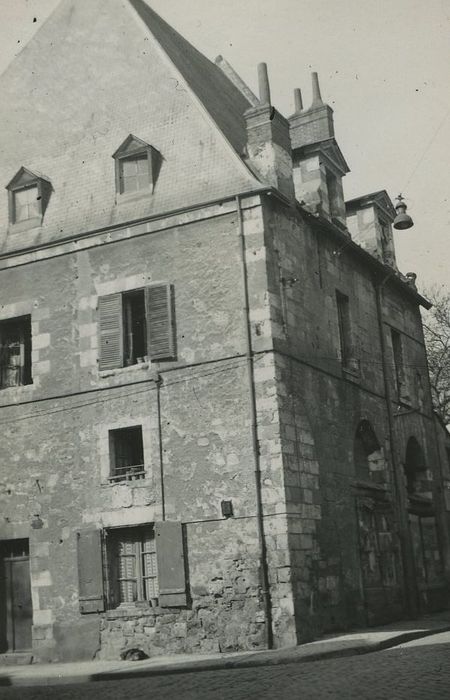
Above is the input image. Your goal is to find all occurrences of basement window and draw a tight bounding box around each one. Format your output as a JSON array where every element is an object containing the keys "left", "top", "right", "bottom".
[
  {"left": 109, "top": 426, "right": 145, "bottom": 482},
  {"left": 106, "top": 525, "right": 159, "bottom": 606},
  {"left": 0, "top": 316, "right": 32, "bottom": 389}
]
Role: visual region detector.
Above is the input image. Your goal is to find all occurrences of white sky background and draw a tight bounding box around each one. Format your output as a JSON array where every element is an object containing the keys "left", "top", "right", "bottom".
[{"left": 0, "top": 0, "right": 449, "bottom": 295}]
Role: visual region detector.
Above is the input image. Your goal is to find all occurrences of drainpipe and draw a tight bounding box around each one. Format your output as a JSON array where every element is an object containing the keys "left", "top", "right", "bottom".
[
  {"left": 236, "top": 194, "right": 273, "bottom": 649},
  {"left": 374, "top": 275, "right": 418, "bottom": 617},
  {"left": 156, "top": 374, "right": 166, "bottom": 522}
]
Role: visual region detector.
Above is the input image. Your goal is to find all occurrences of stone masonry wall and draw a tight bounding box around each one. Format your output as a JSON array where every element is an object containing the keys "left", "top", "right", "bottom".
[{"left": 260, "top": 196, "right": 443, "bottom": 634}]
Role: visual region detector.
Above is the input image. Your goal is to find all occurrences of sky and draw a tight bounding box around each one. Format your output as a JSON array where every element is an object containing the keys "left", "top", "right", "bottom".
[{"left": 0, "top": 0, "right": 449, "bottom": 294}]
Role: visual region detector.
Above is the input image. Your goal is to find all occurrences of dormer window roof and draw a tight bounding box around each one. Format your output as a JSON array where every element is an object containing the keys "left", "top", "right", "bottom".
[
  {"left": 113, "top": 135, "right": 161, "bottom": 197},
  {"left": 6, "top": 167, "right": 52, "bottom": 228}
]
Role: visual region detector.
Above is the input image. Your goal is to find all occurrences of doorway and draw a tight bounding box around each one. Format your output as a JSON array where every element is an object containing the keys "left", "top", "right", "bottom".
[{"left": 0, "top": 539, "right": 32, "bottom": 653}]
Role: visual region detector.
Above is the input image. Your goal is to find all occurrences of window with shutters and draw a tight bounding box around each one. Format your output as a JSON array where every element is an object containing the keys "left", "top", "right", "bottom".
[
  {"left": 113, "top": 135, "right": 162, "bottom": 197},
  {"left": 98, "top": 284, "right": 175, "bottom": 371},
  {"left": 109, "top": 425, "right": 145, "bottom": 482},
  {"left": 0, "top": 316, "right": 32, "bottom": 389},
  {"left": 7, "top": 167, "right": 52, "bottom": 227},
  {"left": 78, "top": 522, "right": 188, "bottom": 613},
  {"left": 106, "top": 526, "right": 159, "bottom": 606}
]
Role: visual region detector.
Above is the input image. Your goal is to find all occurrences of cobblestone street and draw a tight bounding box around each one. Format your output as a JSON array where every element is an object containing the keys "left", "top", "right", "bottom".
[{"left": 1, "top": 634, "right": 449, "bottom": 699}]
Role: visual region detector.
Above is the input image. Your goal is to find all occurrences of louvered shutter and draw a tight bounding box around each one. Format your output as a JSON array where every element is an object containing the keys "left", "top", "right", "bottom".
[
  {"left": 118, "top": 537, "right": 137, "bottom": 603},
  {"left": 98, "top": 293, "right": 124, "bottom": 370},
  {"left": 77, "top": 530, "right": 105, "bottom": 614},
  {"left": 145, "top": 284, "right": 175, "bottom": 361},
  {"left": 155, "top": 521, "right": 187, "bottom": 607}
]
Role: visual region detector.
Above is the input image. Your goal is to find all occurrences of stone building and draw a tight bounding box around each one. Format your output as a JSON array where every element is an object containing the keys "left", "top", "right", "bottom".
[{"left": 0, "top": 0, "right": 448, "bottom": 662}]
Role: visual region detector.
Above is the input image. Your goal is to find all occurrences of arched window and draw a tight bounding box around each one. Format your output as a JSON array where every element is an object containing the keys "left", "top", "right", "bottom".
[
  {"left": 354, "top": 420, "right": 382, "bottom": 482},
  {"left": 404, "top": 437, "right": 427, "bottom": 495}
]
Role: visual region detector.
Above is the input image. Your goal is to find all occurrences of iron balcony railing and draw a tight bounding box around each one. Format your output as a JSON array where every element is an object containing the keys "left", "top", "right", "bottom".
[{"left": 109, "top": 464, "right": 146, "bottom": 483}]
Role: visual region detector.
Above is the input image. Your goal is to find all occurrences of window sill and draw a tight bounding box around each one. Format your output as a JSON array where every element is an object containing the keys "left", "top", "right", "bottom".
[
  {"left": 99, "top": 363, "right": 159, "bottom": 380},
  {"left": 105, "top": 602, "right": 159, "bottom": 620},
  {"left": 0, "top": 381, "right": 33, "bottom": 396},
  {"left": 101, "top": 471, "right": 149, "bottom": 488}
]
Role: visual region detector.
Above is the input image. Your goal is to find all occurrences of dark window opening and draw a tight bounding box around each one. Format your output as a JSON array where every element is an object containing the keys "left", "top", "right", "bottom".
[
  {"left": 379, "top": 219, "right": 390, "bottom": 262},
  {"left": 336, "top": 291, "right": 352, "bottom": 367},
  {"left": 354, "top": 420, "right": 382, "bottom": 482},
  {"left": 404, "top": 436, "right": 427, "bottom": 496},
  {"left": 391, "top": 329, "right": 407, "bottom": 401},
  {"left": 123, "top": 290, "right": 147, "bottom": 366},
  {"left": 119, "top": 154, "right": 150, "bottom": 195},
  {"left": 326, "top": 170, "right": 340, "bottom": 219},
  {"left": 106, "top": 526, "right": 158, "bottom": 607},
  {"left": 109, "top": 426, "right": 145, "bottom": 482},
  {"left": 0, "top": 316, "right": 32, "bottom": 389}
]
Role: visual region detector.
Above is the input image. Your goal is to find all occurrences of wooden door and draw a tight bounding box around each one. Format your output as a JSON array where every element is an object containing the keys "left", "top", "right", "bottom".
[{"left": 0, "top": 541, "right": 32, "bottom": 652}]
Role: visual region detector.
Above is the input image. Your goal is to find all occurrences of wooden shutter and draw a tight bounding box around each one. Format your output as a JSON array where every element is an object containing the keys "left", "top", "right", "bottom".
[
  {"left": 145, "top": 284, "right": 175, "bottom": 361},
  {"left": 155, "top": 521, "right": 187, "bottom": 607},
  {"left": 98, "top": 293, "right": 124, "bottom": 371},
  {"left": 77, "top": 530, "right": 105, "bottom": 614}
]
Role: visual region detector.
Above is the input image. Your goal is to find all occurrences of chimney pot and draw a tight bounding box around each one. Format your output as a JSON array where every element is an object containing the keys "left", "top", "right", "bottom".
[
  {"left": 294, "top": 88, "right": 303, "bottom": 113},
  {"left": 311, "top": 72, "right": 324, "bottom": 107},
  {"left": 257, "top": 63, "right": 271, "bottom": 105}
]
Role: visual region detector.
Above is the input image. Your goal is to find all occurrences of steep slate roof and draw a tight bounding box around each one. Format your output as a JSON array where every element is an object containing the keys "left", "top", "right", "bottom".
[
  {"left": 129, "top": 0, "right": 252, "bottom": 157},
  {"left": 0, "top": 0, "right": 260, "bottom": 254}
]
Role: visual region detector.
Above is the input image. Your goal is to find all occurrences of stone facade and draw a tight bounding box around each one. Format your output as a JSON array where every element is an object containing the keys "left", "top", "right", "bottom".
[{"left": 0, "top": 0, "right": 448, "bottom": 664}]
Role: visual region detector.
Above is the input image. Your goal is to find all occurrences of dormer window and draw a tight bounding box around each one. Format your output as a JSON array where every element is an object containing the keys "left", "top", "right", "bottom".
[
  {"left": 6, "top": 167, "right": 52, "bottom": 227},
  {"left": 14, "top": 185, "right": 40, "bottom": 222},
  {"left": 113, "top": 135, "right": 161, "bottom": 197}
]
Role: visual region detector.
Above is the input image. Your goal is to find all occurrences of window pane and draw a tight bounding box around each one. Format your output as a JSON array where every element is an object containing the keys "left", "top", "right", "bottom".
[
  {"left": 122, "top": 159, "right": 138, "bottom": 177},
  {"left": 122, "top": 175, "right": 137, "bottom": 193},
  {"left": 137, "top": 156, "right": 149, "bottom": 173},
  {"left": 14, "top": 186, "right": 38, "bottom": 222},
  {"left": 120, "top": 155, "right": 150, "bottom": 193}
]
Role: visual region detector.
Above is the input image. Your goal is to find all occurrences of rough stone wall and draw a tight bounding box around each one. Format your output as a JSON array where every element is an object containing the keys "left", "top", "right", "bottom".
[
  {"left": 260, "top": 196, "right": 444, "bottom": 634},
  {"left": 0, "top": 204, "right": 280, "bottom": 661}
]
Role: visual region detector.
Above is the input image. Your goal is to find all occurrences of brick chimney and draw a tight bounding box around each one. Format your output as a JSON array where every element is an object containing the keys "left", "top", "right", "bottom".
[
  {"left": 289, "top": 73, "right": 349, "bottom": 225},
  {"left": 346, "top": 191, "right": 398, "bottom": 268},
  {"left": 244, "top": 63, "right": 295, "bottom": 201}
]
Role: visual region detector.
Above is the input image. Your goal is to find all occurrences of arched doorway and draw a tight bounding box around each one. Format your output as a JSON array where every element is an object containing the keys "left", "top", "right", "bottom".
[
  {"left": 354, "top": 420, "right": 402, "bottom": 625},
  {"left": 404, "top": 437, "right": 444, "bottom": 608}
]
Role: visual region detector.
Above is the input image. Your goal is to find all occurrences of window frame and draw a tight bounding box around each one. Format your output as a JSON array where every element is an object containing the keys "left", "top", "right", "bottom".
[
  {"left": 116, "top": 150, "right": 152, "bottom": 196},
  {"left": 108, "top": 425, "right": 145, "bottom": 483},
  {"left": 6, "top": 167, "right": 52, "bottom": 229},
  {"left": 105, "top": 525, "right": 159, "bottom": 608},
  {"left": 112, "top": 135, "right": 161, "bottom": 199},
  {"left": 335, "top": 290, "right": 359, "bottom": 376},
  {"left": 98, "top": 283, "right": 175, "bottom": 372},
  {"left": 0, "top": 315, "right": 32, "bottom": 390}
]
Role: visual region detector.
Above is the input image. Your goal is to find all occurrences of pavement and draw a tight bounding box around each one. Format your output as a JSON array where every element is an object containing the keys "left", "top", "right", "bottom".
[{"left": 1, "top": 610, "right": 450, "bottom": 688}]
